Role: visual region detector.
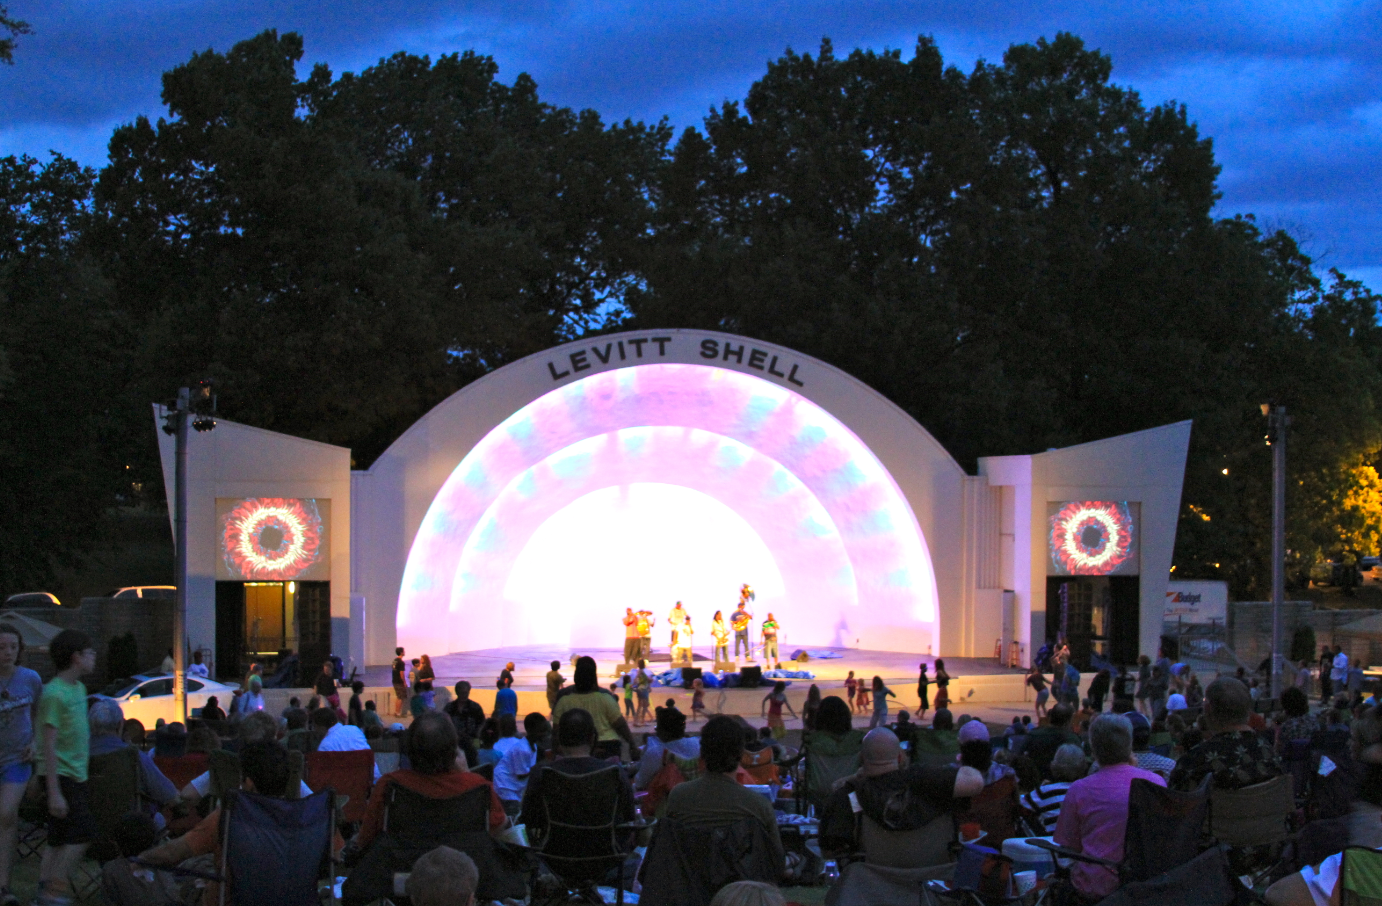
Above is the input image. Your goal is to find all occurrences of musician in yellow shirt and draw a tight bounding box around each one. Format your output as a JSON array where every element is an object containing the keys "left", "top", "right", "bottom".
[{"left": 711, "top": 611, "right": 730, "bottom": 663}]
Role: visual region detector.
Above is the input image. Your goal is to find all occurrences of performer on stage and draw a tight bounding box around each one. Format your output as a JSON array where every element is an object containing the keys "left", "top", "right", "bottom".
[
  {"left": 623, "top": 607, "right": 641, "bottom": 664},
  {"left": 711, "top": 611, "right": 730, "bottom": 663},
  {"left": 672, "top": 617, "right": 694, "bottom": 665},
  {"left": 761, "top": 612, "right": 781, "bottom": 668},
  {"left": 731, "top": 586, "right": 754, "bottom": 659},
  {"left": 668, "top": 601, "right": 687, "bottom": 651},
  {"left": 636, "top": 610, "right": 654, "bottom": 659}
]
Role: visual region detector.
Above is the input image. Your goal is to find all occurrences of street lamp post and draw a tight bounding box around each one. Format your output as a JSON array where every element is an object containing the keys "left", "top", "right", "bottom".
[
  {"left": 1264, "top": 403, "right": 1289, "bottom": 699},
  {"left": 161, "top": 383, "right": 215, "bottom": 723}
]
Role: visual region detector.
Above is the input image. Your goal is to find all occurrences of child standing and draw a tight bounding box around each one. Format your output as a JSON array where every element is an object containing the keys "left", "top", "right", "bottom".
[
  {"left": 761, "top": 681, "right": 798, "bottom": 739},
  {"left": 868, "top": 676, "right": 896, "bottom": 729},
  {"left": 35, "top": 629, "right": 97, "bottom": 906},
  {"left": 691, "top": 679, "right": 706, "bottom": 722},
  {"left": 622, "top": 676, "right": 636, "bottom": 721},
  {"left": 635, "top": 662, "right": 652, "bottom": 725}
]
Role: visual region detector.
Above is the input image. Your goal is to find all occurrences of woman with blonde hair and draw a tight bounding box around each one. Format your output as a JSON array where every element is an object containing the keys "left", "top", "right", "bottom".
[{"left": 709, "top": 880, "right": 786, "bottom": 906}]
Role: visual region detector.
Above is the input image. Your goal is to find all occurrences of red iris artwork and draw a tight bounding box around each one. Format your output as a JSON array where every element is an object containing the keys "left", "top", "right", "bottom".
[
  {"left": 1049, "top": 501, "right": 1137, "bottom": 576},
  {"left": 221, "top": 498, "right": 324, "bottom": 580}
]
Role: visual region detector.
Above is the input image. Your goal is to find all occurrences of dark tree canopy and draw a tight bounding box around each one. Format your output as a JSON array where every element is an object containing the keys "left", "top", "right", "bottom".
[{"left": 1, "top": 29, "right": 1379, "bottom": 602}]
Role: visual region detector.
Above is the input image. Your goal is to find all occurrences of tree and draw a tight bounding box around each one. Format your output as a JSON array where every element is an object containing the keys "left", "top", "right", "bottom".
[{"left": 0, "top": 3, "right": 30, "bottom": 65}]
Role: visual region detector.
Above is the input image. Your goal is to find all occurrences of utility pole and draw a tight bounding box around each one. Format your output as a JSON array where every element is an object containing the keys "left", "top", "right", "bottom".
[
  {"left": 162, "top": 383, "right": 215, "bottom": 723},
  {"left": 1264, "top": 403, "right": 1289, "bottom": 699}
]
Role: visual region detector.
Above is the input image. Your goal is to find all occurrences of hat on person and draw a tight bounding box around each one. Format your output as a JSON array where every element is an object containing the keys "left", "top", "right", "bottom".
[
  {"left": 958, "top": 720, "right": 990, "bottom": 744},
  {"left": 860, "top": 728, "right": 903, "bottom": 776}
]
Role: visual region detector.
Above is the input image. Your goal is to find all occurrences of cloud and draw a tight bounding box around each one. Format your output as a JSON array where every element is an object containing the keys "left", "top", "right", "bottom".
[{"left": 0, "top": 0, "right": 1378, "bottom": 286}]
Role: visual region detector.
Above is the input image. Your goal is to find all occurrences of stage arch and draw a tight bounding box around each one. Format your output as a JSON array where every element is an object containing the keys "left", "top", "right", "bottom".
[{"left": 355, "top": 330, "right": 968, "bottom": 662}]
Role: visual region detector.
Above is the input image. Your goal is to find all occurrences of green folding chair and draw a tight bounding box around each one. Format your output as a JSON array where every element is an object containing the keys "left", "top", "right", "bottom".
[{"left": 1341, "top": 847, "right": 1382, "bottom": 906}]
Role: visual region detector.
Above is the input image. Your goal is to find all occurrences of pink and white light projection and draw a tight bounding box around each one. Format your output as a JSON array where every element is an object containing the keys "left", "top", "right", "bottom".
[{"left": 396, "top": 363, "right": 939, "bottom": 654}]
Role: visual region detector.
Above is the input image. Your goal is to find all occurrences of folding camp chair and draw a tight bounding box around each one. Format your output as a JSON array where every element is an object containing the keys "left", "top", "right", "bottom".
[
  {"left": 305, "top": 750, "right": 375, "bottom": 823},
  {"left": 341, "top": 782, "right": 525, "bottom": 906},
  {"left": 1209, "top": 774, "right": 1297, "bottom": 888},
  {"left": 638, "top": 816, "right": 779, "bottom": 906},
  {"left": 154, "top": 753, "right": 210, "bottom": 792},
  {"left": 218, "top": 788, "right": 337, "bottom": 906},
  {"left": 529, "top": 765, "right": 638, "bottom": 905},
  {"left": 960, "top": 776, "right": 1022, "bottom": 848},
  {"left": 72, "top": 747, "right": 147, "bottom": 900},
  {"left": 1341, "top": 846, "right": 1382, "bottom": 905}
]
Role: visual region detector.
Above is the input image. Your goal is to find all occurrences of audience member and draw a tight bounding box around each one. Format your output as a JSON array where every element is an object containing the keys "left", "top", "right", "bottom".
[
  {"left": 1024, "top": 704, "right": 1080, "bottom": 779},
  {"left": 957, "top": 720, "right": 1014, "bottom": 786},
  {"left": 820, "top": 727, "right": 982, "bottom": 856},
  {"left": 493, "top": 678, "right": 518, "bottom": 720},
  {"left": 180, "top": 712, "right": 311, "bottom": 805},
  {"left": 353, "top": 712, "right": 505, "bottom": 856},
  {"left": 709, "top": 880, "right": 788, "bottom": 906},
  {"left": 520, "top": 707, "right": 635, "bottom": 843},
  {"left": 88, "top": 700, "right": 180, "bottom": 827},
  {"left": 1020, "top": 743, "right": 1086, "bottom": 832},
  {"left": 140, "top": 740, "right": 295, "bottom": 905},
  {"left": 1127, "top": 712, "right": 1174, "bottom": 778},
  {"left": 311, "top": 707, "right": 380, "bottom": 780},
  {"left": 494, "top": 713, "right": 545, "bottom": 815},
  {"left": 634, "top": 705, "right": 700, "bottom": 790},
  {"left": 35, "top": 628, "right": 97, "bottom": 906},
  {"left": 405, "top": 846, "right": 479, "bottom": 906},
  {"left": 551, "top": 657, "right": 640, "bottom": 759},
  {"left": 1054, "top": 714, "right": 1167, "bottom": 901},
  {"left": 199, "top": 697, "right": 226, "bottom": 722},
  {"left": 1169, "top": 677, "right": 1284, "bottom": 793},
  {"left": 663, "top": 716, "right": 784, "bottom": 872},
  {"left": 443, "top": 681, "right": 485, "bottom": 767}
]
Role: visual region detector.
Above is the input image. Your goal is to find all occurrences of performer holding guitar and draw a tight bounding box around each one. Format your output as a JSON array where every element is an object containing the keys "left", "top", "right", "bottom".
[
  {"left": 731, "top": 585, "right": 754, "bottom": 660},
  {"left": 635, "top": 610, "right": 654, "bottom": 659},
  {"left": 711, "top": 611, "right": 730, "bottom": 663}
]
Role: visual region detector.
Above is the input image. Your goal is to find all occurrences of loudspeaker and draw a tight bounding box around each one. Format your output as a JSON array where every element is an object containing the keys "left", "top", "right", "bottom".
[
  {"left": 681, "top": 667, "right": 703, "bottom": 689},
  {"left": 739, "top": 665, "right": 763, "bottom": 688}
]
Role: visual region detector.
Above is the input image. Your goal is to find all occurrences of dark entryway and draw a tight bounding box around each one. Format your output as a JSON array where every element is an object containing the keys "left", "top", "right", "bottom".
[
  {"left": 215, "top": 580, "right": 330, "bottom": 682},
  {"left": 1046, "top": 576, "right": 1140, "bottom": 670}
]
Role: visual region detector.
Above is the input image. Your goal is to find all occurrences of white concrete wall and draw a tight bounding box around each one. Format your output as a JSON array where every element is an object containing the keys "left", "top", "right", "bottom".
[
  {"left": 979, "top": 421, "right": 1192, "bottom": 665},
  {"left": 155, "top": 409, "right": 352, "bottom": 673},
  {"left": 354, "top": 329, "right": 970, "bottom": 665}
]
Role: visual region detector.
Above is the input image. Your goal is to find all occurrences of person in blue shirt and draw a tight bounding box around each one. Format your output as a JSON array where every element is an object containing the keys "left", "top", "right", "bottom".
[{"left": 494, "top": 677, "right": 518, "bottom": 719}]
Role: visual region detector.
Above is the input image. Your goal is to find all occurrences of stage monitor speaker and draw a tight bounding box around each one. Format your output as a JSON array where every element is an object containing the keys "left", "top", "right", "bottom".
[
  {"left": 739, "top": 665, "right": 763, "bottom": 688},
  {"left": 681, "top": 667, "right": 703, "bottom": 689}
]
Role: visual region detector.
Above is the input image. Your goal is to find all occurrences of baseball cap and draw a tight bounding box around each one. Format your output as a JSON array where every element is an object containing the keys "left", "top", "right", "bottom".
[{"left": 958, "top": 719, "right": 991, "bottom": 744}]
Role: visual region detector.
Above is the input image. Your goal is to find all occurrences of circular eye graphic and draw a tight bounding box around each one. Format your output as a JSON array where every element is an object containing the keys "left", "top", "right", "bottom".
[
  {"left": 222, "top": 498, "right": 324, "bottom": 580},
  {"left": 1049, "top": 502, "right": 1135, "bottom": 575}
]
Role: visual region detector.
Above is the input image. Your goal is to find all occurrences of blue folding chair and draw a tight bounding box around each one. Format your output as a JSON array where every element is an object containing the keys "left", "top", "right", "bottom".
[{"left": 218, "top": 788, "right": 336, "bottom": 906}]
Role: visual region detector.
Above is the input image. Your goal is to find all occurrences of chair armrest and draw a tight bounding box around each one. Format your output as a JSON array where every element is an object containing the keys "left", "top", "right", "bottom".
[
  {"left": 1025, "top": 838, "right": 1120, "bottom": 870},
  {"left": 617, "top": 818, "right": 656, "bottom": 832}
]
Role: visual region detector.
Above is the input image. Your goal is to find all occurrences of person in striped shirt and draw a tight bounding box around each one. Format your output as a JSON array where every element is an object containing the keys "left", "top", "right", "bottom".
[{"left": 1021, "top": 744, "right": 1087, "bottom": 832}]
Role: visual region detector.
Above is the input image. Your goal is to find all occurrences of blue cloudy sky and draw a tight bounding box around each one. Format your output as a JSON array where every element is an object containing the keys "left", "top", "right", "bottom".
[{"left": 2, "top": 1, "right": 1379, "bottom": 290}]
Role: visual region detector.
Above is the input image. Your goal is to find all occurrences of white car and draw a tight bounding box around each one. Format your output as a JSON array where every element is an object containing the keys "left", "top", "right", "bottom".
[
  {"left": 91, "top": 673, "right": 239, "bottom": 726},
  {"left": 109, "top": 586, "right": 177, "bottom": 600}
]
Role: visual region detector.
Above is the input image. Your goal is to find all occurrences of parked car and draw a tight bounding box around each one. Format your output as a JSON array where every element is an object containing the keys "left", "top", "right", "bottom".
[
  {"left": 109, "top": 586, "right": 177, "bottom": 600},
  {"left": 2, "top": 592, "right": 60, "bottom": 607},
  {"left": 91, "top": 673, "right": 239, "bottom": 726}
]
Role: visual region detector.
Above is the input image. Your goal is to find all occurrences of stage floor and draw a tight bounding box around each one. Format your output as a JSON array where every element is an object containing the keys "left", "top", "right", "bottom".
[{"left": 365, "top": 646, "right": 1023, "bottom": 690}]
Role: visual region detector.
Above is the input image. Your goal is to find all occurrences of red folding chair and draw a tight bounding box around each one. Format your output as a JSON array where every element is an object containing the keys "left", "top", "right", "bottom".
[
  {"left": 154, "top": 753, "right": 210, "bottom": 792},
  {"left": 305, "top": 749, "right": 375, "bottom": 823}
]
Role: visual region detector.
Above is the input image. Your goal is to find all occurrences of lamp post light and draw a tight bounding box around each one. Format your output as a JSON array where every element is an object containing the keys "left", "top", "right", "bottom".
[
  {"left": 161, "top": 383, "right": 216, "bottom": 723},
  {"left": 1262, "top": 403, "right": 1289, "bottom": 699}
]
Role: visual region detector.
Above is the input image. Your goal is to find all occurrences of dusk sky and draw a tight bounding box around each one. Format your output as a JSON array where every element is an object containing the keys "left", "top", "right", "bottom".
[{"left": 2, "top": 1, "right": 1379, "bottom": 291}]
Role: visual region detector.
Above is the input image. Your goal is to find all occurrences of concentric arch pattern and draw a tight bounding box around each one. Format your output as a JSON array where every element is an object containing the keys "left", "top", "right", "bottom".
[{"left": 396, "top": 363, "right": 939, "bottom": 653}]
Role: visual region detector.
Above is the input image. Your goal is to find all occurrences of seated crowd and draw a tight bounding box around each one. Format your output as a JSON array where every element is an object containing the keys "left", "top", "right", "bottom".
[{"left": 28, "top": 641, "right": 1382, "bottom": 906}]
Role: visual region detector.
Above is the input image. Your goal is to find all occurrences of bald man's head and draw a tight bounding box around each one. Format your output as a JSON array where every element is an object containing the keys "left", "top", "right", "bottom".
[{"left": 860, "top": 728, "right": 904, "bottom": 777}]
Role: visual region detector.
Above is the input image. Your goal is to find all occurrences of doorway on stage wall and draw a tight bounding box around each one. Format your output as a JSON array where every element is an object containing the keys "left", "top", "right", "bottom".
[
  {"left": 1046, "top": 577, "right": 1140, "bottom": 670},
  {"left": 215, "top": 581, "right": 331, "bottom": 683}
]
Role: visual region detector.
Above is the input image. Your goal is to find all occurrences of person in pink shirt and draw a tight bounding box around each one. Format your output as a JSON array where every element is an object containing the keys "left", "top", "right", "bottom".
[{"left": 1053, "top": 713, "right": 1166, "bottom": 901}]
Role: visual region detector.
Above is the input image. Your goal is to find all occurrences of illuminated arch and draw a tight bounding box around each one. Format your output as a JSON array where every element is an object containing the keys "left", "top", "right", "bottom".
[{"left": 396, "top": 362, "right": 939, "bottom": 653}]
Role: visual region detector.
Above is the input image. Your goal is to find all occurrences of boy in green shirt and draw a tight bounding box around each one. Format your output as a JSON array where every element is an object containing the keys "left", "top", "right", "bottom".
[{"left": 35, "top": 629, "right": 97, "bottom": 906}]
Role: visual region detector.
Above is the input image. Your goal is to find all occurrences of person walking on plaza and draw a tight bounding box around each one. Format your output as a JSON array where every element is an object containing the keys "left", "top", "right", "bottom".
[
  {"left": 545, "top": 661, "right": 564, "bottom": 713},
  {"left": 933, "top": 659, "right": 951, "bottom": 712},
  {"left": 35, "top": 630, "right": 97, "bottom": 906},
  {"left": 0, "top": 623, "right": 41, "bottom": 906},
  {"left": 1028, "top": 663, "right": 1050, "bottom": 718},
  {"left": 761, "top": 613, "right": 781, "bottom": 668},
  {"left": 622, "top": 608, "right": 641, "bottom": 664},
  {"left": 392, "top": 647, "right": 410, "bottom": 717},
  {"left": 711, "top": 611, "right": 730, "bottom": 664},
  {"left": 1332, "top": 646, "right": 1350, "bottom": 703},
  {"left": 917, "top": 662, "right": 930, "bottom": 720},
  {"left": 1320, "top": 645, "right": 1334, "bottom": 704},
  {"left": 868, "top": 676, "right": 897, "bottom": 729}
]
